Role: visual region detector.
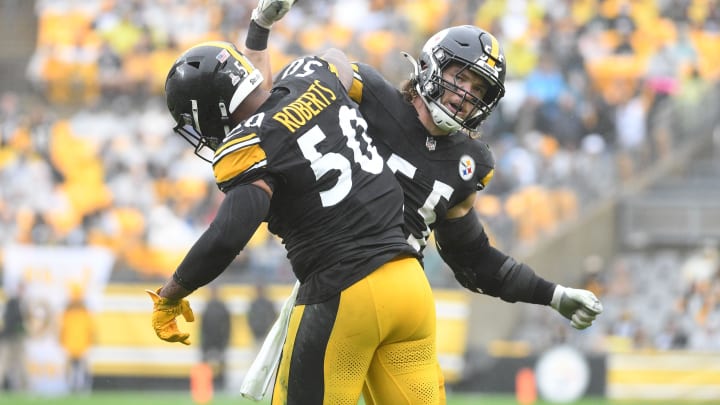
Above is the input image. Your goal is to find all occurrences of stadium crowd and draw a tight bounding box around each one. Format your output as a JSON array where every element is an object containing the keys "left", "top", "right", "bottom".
[{"left": 1, "top": 0, "right": 720, "bottom": 356}]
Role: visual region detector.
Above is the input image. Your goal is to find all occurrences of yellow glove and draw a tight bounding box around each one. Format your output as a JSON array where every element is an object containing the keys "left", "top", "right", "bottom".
[{"left": 146, "top": 288, "right": 195, "bottom": 345}]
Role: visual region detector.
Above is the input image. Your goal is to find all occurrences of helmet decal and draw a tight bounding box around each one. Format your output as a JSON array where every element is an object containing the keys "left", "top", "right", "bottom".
[
  {"left": 216, "top": 48, "right": 231, "bottom": 63},
  {"left": 484, "top": 35, "right": 501, "bottom": 68}
]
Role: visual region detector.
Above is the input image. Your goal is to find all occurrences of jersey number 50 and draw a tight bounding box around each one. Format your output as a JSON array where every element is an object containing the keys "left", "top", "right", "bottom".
[{"left": 297, "top": 105, "right": 384, "bottom": 207}]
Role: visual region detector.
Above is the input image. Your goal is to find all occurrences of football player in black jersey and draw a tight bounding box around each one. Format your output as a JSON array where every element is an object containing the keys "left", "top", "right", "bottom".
[
  {"left": 146, "top": 40, "right": 443, "bottom": 404},
  {"left": 244, "top": 2, "right": 603, "bottom": 403}
]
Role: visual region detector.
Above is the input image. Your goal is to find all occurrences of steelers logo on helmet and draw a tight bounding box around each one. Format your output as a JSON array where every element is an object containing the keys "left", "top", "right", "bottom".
[{"left": 458, "top": 155, "right": 476, "bottom": 181}]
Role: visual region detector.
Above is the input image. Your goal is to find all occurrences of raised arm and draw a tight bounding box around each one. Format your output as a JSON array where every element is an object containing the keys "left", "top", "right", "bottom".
[{"left": 243, "top": 0, "right": 297, "bottom": 89}]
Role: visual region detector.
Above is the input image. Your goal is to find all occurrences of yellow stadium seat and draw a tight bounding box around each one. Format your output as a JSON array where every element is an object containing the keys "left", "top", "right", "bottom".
[
  {"left": 87, "top": 207, "right": 146, "bottom": 254},
  {"left": 298, "top": 25, "right": 330, "bottom": 53},
  {"left": 400, "top": 0, "right": 449, "bottom": 36},
  {"left": 0, "top": 147, "right": 18, "bottom": 170},
  {"left": 42, "top": 50, "right": 74, "bottom": 104},
  {"left": 360, "top": 30, "right": 398, "bottom": 68},
  {"left": 62, "top": 180, "right": 113, "bottom": 217},
  {"left": 474, "top": 194, "right": 503, "bottom": 218},
  {"left": 586, "top": 55, "right": 647, "bottom": 102},
  {"left": 692, "top": 31, "right": 720, "bottom": 80},
  {"left": 148, "top": 48, "right": 181, "bottom": 95},
  {"left": 173, "top": 178, "right": 208, "bottom": 202},
  {"left": 123, "top": 244, "right": 186, "bottom": 278},
  {"left": 37, "top": 11, "right": 92, "bottom": 47},
  {"left": 122, "top": 52, "right": 151, "bottom": 90}
]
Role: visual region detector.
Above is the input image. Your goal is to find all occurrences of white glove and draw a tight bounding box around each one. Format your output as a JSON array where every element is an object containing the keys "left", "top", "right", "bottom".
[
  {"left": 251, "top": 0, "right": 297, "bottom": 29},
  {"left": 550, "top": 285, "right": 603, "bottom": 330}
]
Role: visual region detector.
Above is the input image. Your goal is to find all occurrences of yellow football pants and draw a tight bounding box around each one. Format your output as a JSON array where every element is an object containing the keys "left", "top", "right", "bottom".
[{"left": 271, "top": 256, "right": 439, "bottom": 405}]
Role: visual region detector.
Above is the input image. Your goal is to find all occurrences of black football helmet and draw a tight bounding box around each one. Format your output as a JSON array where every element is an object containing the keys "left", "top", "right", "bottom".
[
  {"left": 165, "top": 41, "right": 264, "bottom": 161},
  {"left": 404, "top": 25, "right": 506, "bottom": 133}
]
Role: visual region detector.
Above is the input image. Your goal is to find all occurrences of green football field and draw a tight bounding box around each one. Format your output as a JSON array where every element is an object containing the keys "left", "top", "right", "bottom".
[{"left": 1, "top": 391, "right": 716, "bottom": 405}]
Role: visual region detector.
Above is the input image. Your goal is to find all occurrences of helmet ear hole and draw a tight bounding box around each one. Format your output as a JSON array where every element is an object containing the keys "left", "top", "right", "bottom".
[{"left": 424, "top": 82, "right": 440, "bottom": 98}]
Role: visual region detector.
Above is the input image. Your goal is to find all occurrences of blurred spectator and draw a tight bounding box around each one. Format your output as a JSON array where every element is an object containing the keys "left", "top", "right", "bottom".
[
  {"left": 200, "top": 284, "right": 231, "bottom": 391},
  {"left": 681, "top": 241, "right": 719, "bottom": 284},
  {"left": 645, "top": 42, "right": 682, "bottom": 126},
  {"left": 540, "top": 91, "right": 586, "bottom": 149},
  {"left": 608, "top": 2, "right": 637, "bottom": 35},
  {"left": 613, "top": 31, "right": 635, "bottom": 55},
  {"left": 0, "top": 91, "right": 20, "bottom": 147},
  {"left": 0, "top": 282, "right": 28, "bottom": 392},
  {"left": 675, "top": 64, "right": 708, "bottom": 135},
  {"left": 611, "top": 310, "right": 639, "bottom": 340},
  {"left": 661, "top": 0, "right": 691, "bottom": 24},
  {"left": 605, "top": 258, "right": 634, "bottom": 299},
  {"left": 654, "top": 317, "right": 688, "bottom": 350},
  {"left": 246, "top": 284, "right": 277, "bottom": 357},
  {"left": 580, "top": 255, "right": 606, "bottom": 298},
  {"left": 574, "top": 133, "right": 616, "bottom": 198},
  {"left": 701, "top": 2, "right": 720, "bottom": 32},
  {"left": 671, "top": 25, "right": 699, "bottom": 71},
  {"left": 495, "top": 134, "right": 538, "bottom": 190},
  {"left": 96, "top": 39, "right": 125, "bottom": 100},
  {"left": 614, "top": 85, "right": 648, "bottom": 178},
  {"left": 59, "top": 287, "right": 95, "bottom": 393},
  {"left": 246, "top": 235, "right": 292, "bottom": 282},
  {"left": 521, "top": 56, "right": 569, "bottom": 139}
]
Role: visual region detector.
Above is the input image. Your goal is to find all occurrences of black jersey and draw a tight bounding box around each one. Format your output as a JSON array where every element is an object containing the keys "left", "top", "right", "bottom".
[
  {"left": 348, "top": 62, "right": 496, "bottom": 254},
  {"left": 212, "top": 56, "right": 416, "bottom": 304}
]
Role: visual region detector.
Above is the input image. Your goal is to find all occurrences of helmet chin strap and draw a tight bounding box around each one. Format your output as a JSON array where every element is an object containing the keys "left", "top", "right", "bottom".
[{"left": 402, "top": 52, "right": 461, "bottom": 134}]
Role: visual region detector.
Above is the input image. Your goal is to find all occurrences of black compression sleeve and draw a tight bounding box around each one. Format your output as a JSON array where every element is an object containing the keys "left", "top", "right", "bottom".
[
  {"left": 173, "top": 184, "right": 270, "bottom": 291},
  {"left": 495, "top": 257, "right": 556, "bottom": 305},
  {"left": 434, "top": 208, "right": 556, "bottom": 304},
  {"left": 245, "top": 20, "right": 270, "bottom": 50},
  {"left": 435, "top": 207, "right": 505, "bottom": 292}
]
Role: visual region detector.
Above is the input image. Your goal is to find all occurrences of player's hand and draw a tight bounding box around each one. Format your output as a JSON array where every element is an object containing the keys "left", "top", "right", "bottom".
[
  {"left": 146, "top": 288, "right": 195, "bottom": 345},
  {"left": 252, "top": 0, "right": 297, "bottom": 29},
  {"left": 550, "top": 286, "right": 603, "bottom": 330}
]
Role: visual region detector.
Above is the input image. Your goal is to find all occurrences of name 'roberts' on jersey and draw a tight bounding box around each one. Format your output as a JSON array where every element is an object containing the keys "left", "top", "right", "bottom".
[{"left": 273, "top": 79, "right": 337, "bottom": 132}]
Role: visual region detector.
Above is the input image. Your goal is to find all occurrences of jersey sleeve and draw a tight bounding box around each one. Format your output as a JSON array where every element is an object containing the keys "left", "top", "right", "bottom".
[
  {"left": 474, "top": 142, "right": 496, "bottom": 190},
  {"left": 348, "top": 62, "right": 394, "bottom": 106},
  {"left": 212, "top": 130, "right": 268, "bottom": 192},
  {"left": 348, "top": 63, "right": 364, "bottom": 104}
]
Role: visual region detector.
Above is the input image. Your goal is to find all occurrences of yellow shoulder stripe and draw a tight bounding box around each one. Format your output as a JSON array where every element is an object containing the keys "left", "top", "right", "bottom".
[
  {"left": 213, "top": 139, "right": 267, "bottom": 184},
  {"left": 480, "top": 168, "right": 495, "bottom": 188},
  {"left": 214, "top": 133, "right": 257, "bottom": 157},
  {"left": 349, "top": 63, "right": 363, "bottom": 103}
]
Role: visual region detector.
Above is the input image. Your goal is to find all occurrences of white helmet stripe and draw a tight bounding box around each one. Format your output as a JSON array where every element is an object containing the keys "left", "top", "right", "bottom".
[{"left": 229, "top": 69, "right": 264, "bottom": 113}]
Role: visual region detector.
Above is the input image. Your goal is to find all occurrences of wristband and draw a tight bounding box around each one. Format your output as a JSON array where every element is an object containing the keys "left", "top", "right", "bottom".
[{"left": 245, "top": 20, "right": 270, "bottom": 51}]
